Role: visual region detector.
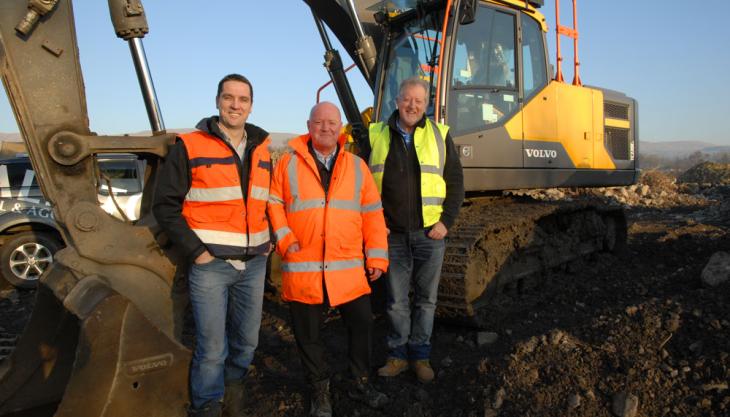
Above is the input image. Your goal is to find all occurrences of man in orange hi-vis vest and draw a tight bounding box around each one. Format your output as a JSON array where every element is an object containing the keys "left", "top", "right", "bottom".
[
  {"left": 154, "top": 74, "right": 271, "bottom": 417},
  {"left": 268, "top": 102, "right": 389, "bottom": 417}
]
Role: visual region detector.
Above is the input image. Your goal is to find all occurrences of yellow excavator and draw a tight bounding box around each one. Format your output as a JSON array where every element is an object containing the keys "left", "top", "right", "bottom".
[{"left": 0, "top": 0, "right": 637, "bottom": 415}]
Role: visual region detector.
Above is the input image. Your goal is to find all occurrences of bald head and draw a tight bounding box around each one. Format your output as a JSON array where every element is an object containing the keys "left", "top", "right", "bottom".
[{"left": 307, "top": 102, "right": 343, "bottom": 154}]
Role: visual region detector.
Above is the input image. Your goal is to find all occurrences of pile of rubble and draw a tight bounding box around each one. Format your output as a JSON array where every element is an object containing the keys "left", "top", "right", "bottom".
[
  {"left": 677, "top": 162, "right": 730, "bottom": 186},
  {"left": 508, "top": 164, "right": 730, "bottom": 211}
]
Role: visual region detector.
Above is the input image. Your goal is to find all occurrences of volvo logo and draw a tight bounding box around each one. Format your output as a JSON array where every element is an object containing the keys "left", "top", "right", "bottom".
[{"left": 525, "top": 148, "right": 557, "bottom": 159}]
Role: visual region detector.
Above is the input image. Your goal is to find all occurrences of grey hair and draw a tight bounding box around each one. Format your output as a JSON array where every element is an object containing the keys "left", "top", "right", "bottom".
[{"left": 398, "top": 76, "right": 429, "bottom": 100}]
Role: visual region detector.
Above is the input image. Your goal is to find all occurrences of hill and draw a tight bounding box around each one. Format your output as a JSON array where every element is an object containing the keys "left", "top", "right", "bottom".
[{"left": 641, "top": 140, "right": 730, "bottom": 158}]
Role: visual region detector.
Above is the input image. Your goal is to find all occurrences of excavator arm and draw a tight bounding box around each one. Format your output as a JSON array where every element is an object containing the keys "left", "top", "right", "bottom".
[{"left": 0, "top": 1, "right": 189, "bottom": 416}]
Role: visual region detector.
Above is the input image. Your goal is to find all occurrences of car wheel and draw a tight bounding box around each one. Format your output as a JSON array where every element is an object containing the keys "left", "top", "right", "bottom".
[{"left": 0, "top": 232, "right": 61, "bottom": 289}]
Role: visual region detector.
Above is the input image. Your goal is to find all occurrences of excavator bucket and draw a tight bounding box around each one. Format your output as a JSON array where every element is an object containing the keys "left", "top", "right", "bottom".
[{"left": 0, "top": 1, "right": 191, "bottom": 415}]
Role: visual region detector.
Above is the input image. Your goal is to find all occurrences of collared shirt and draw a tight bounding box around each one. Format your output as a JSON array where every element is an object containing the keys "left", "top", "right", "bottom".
[
  {"left": 395, "top": 118, "right": 414, "bottom": 147},
  {"left": 218, "top": 124, "right": 248, "bottom": 162},
  {"left": 312, "top": 146, "right": 337, "bottom": 171}
]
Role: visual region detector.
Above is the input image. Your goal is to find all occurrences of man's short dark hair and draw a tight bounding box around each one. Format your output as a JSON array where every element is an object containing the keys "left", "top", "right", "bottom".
[{"left": 216, "top": 73, "right": 253, "bottom": 102}]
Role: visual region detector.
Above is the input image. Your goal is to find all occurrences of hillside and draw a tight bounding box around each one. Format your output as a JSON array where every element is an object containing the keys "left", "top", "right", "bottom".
[{"left": 641, "top": 141, "right": 730, "bottom": 158}]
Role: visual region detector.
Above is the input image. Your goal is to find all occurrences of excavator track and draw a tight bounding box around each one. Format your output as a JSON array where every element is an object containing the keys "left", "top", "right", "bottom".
[{"left": 438, "top": 196, "right": 626, "bottom": 327}]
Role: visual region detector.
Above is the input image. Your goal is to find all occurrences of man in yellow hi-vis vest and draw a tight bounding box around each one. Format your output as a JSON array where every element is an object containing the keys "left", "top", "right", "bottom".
[{"left": 362, "top": 77, "right": 464, "bottom": 384}]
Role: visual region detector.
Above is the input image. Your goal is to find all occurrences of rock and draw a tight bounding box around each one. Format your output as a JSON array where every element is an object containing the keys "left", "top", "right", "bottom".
[
  {"left": 477, "top": 358, "right": 489, "bottom": 374},
  {"left": 701, "top": 251, "right": 730, "bottom": 287},
  {"left": 492, "top": 388, "right": 506, "bottom": 409},
  {"left": 477, "top": 332, "right": 499, "bottom": 347},
  {"left": 568, "top": 393, "right": 581, "bottom": 409},
  {"left": 689, "top": 341, "right": 704, "bottom": 354},
  {"left": 611, "top": 392, "right": 639, "bottom": 417},
  {"left": 0, "top": 290, "right": 19, "bottom": 304},
  {"left": 415, "top": 388, "right": 429, "bottom": 402},
  {"left": 548, "top": 329, "right": 564, "bottom": 345},
  {"left": 483, "top": 409, "right": 498, "bottom": 417},
  {"left": 441, "top": 356, "right": 453, "bottom": 367},
  {"left": 665, "top": 313, "right": 681, "bottom": 332}
]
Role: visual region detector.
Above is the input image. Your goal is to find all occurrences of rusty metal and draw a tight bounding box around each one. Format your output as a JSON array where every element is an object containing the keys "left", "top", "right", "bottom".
[
  {"left": 15, "top": 0, "right": 60, "bottom": 36},
  {"left": 0, "top": 0, "right": 188, "bottom": 415}
]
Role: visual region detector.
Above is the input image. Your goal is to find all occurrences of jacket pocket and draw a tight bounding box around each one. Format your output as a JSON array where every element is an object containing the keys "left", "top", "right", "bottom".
[{"left": 188, "top": 204, "right": 237, "bottom": 223}]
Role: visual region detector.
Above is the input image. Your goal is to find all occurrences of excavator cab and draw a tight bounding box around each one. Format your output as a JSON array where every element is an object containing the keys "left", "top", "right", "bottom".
[{"left": 368, "top": 0, "right": 637, "bottom": 191}]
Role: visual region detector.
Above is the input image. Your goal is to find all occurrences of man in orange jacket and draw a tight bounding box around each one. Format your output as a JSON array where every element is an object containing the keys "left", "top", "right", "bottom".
[
  {"left": 154, "top": 74, "right": 271, "bottom": 417},
  {"left": 268, "top": 102, "right": 389, "bottom": 417}
]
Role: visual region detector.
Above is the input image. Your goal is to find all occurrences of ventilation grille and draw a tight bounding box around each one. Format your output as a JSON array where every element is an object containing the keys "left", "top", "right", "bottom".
[
  {"left": 604, "top": 102, "right": 629, "bottom": 120},
  {"left": 606, "top": 127, "right": 630, "bottom": 160}
]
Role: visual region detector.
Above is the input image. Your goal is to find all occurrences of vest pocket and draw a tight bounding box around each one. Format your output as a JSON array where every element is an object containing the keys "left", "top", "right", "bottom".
[{"left": 188, "top": 204, "right": 237, "bottom": 223}]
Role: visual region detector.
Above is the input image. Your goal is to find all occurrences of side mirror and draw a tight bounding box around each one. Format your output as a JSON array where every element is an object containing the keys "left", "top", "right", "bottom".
[{"left": 459, "top": 0, "right": 477, "bottom": 25}]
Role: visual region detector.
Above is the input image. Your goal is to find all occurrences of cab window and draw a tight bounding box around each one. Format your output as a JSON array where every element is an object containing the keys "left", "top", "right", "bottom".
[
  {"left": 521, "top": 12, "right": 548, "bottom": 99},
  {"left": 448, "top": 6, "right": 517, "bottom": 135}
]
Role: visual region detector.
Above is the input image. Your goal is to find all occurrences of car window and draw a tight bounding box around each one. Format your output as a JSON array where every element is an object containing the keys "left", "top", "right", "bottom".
[{"left": 97, "top": 159, "right": 142, "bottom": 196}]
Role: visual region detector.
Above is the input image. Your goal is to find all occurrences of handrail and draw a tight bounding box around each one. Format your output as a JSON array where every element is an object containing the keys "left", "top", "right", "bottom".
[
  {"left": 316, "top": 63, "right": 357, "bottom": 103},
  {"left": 554, "top": 0, "right": 582, "bottom": 86}
]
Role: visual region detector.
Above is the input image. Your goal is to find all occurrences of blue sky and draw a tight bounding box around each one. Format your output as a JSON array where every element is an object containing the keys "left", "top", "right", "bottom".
[{"left": 1, "top": 1, "right": 729, "bottom": 145}]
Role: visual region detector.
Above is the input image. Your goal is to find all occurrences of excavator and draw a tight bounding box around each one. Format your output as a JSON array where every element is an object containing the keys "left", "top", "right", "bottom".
[{"left": 0, "top": 0, "right": 637, "bottom": 415}]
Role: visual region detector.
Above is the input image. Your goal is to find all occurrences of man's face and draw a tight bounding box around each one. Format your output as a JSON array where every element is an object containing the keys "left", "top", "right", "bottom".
[
  {"left": 307, "top": 103, "right": 342, "bottom": 153},
  {"left": 216, "top": 80, "right": 252, "bottom": 130},
  {"left": 396, "top": 84, "right": 428, "bottom": 130}
]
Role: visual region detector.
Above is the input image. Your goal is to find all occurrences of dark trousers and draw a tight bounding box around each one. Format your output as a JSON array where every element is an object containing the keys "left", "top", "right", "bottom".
[{"left": 289, "top": 294, "right": 372, "bottom": 383}]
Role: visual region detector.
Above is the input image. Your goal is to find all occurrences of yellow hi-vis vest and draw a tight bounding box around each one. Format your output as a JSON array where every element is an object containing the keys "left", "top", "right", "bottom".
[{"left": 368, "top": 119, "right": 449, "bottom": 227}]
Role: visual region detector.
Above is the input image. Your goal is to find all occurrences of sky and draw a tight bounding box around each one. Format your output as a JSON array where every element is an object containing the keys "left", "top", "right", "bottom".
[{"left": 1, "top": 0, "right": 729, "bottom": 145}]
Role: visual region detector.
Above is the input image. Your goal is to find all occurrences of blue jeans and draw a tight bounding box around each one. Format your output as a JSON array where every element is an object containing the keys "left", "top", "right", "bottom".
[
  {"left": 385, "top": 230, "right": 446, "bottom": 360},
  {"left": 187, "top": 255, "right": 266, "bottom": 409}
]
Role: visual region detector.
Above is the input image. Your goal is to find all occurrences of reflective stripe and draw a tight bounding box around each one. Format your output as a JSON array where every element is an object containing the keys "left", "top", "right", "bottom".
[
  {"left": 422, "top": 197, "right": 444, "bottom": 206},
  {"left": 361, "top": 201, "right": 382, "bottom": 213},
  {"left": 367, "top": 248, "right": 388, "bottom": 260},
  {"left": 428, "top": 119, "right": 446, "bottom": 177},
  {"left": 287, "top": 155, "right": 300, "bottom": 197},
  {"left": 186, "top": 186, "right": 242, "bottom": 202},
  {"left": 328, "top": 200, "right": 361, "bottom": 211},
  {"left": 249, "top": 185, "right": 269, "bottom": 201},
  {"left": 192, "top": 228, "right": 269, "bottom": 247},
  {"left": 287, "top": 153, "right": 362, "bottom": 213},
  {"left": 248, "top": 229, "right": 271, "bottom": 247},
  {"left": 329, "top": 154, "right": 362, "bottom": 212},
  {"left": 370, "top": 164, "right": 385, "bottom": 173},
  {"left": 420, "top": 165, "right": 441, "bottom": 174},
  {"left": 289, "top": 198, "right": 326, "bottom": 212},
  {"left": 268, "top": 194, "right": 284, "bottom": 205},
  {"left": 281, "top": 261, "right": 322, "bottom": 272},
  {"left": 275, "top": 226, "right": 292, "bottom": 241},
  {"left": 281, "top": 258, "right": 364, "bottom": 272}
]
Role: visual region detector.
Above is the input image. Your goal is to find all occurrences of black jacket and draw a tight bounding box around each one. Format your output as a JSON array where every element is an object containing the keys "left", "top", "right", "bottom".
[
  {"left": 152, "top": 116, "right": 269, "bottom": 260},
  {"left": 358, "top": 111, "right": 464, "bottom": 233}
]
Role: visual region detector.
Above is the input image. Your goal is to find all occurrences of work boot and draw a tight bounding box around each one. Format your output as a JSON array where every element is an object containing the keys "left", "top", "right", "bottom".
[
  {"left": 309, "top": 379, "right": 333, "bottom": 417},
  {"left": 411, "top": 359, "right": 435, "bottom": 383},
  {"left": 348, "top": 376, "right": 388, "bottom": 409},
  {"left": 223, "top": 381, "right": 245, "bottom": 417},
  {"left": 377, "top": 357, "right": 409, "bottom": 377},
  {"left": 188, "top": 401, "right": 223, "bottom": 417}
]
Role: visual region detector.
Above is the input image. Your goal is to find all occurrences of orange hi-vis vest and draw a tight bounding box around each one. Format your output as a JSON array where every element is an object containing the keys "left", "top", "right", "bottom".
[
  {"left": 180, "top": 131, "right": 272, "bottom": 258},
  {"left": 267, "top": 134, "right": 389, "bottom": 306}
]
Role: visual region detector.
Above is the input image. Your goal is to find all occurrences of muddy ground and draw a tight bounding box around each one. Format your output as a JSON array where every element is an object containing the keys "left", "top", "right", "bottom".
[{"left": 1, "top": 176, "right": 728, "bottom": 417}]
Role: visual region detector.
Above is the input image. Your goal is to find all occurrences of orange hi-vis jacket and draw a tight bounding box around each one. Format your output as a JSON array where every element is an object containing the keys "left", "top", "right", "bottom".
[
  {"left": 180, "top": 131, "right": 272, "bottom": 258},
  {"left": 267, "top": 134, "right": 389, "bottom": 306}
]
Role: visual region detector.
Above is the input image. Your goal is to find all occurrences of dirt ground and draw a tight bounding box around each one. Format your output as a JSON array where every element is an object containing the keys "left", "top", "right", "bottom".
[{"left": 1, "top": 179, "right": 728, "bottom": 417}]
